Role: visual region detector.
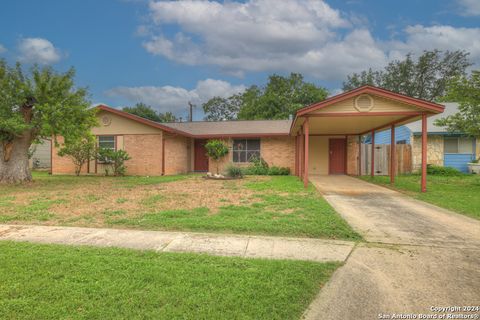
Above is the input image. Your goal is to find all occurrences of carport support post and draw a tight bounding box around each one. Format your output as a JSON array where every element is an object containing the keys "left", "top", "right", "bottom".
[
  {"left": 390, "top": 125, "right": 396, "bottom": 184},
  {"left": 303, "top": 118, "right": 309, "bottom": 188},
  {"left": 371, "top": 129, "right": 375, "bottom": 177},
  {"left": 421, "top": 114, "right": 427, "bottom": 192}
]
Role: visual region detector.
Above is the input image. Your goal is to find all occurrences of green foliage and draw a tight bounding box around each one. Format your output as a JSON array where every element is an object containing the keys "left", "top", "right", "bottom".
[
  {"left": 268, "top": 166, "right": 291, "bottom": 176},
  {"left": 426, "top": 164, "right": 463, "bottom": 176},
  {"left": 343, "top": 50, "right": 471, "bottom": 101},
  {"left": 202, "top": 95, "right": 242, "bottom": 121},
  {"left": 205, "top": 140, "right": 229, "bottom": 174},
  {"left": 202, "top": 73, "right": 328, "bottom": 120},
  {"left": 0, "top": 60, "right": 96, "bottom": 144},
  {"left": 57, "top": 134, "right": 97, "bottom": 176},
  {"left": 0, "top": 241, "right": 339, "bottom": 319},
  {"left": 244, "top": 156, "right": 269, "bottom": 175},
  {"left": 225, "top": 164, "right": 243, "bottom": 178},
  {"left": 241, "top": 157, "right": 289, "bottom": 175},
  {"left": 97, "top": 149, "right": 131, "bottom": 176},
  {"left": 123, "top": 103, "right": 177, "bottom": 123},
  {"left": 435, "top": 70, "right": 480, "bottom": 137}
]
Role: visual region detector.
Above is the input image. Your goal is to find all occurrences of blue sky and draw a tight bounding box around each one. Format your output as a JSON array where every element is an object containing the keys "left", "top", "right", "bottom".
[{"left": 1, "top": 0, "right": 479, "bottom": 120}]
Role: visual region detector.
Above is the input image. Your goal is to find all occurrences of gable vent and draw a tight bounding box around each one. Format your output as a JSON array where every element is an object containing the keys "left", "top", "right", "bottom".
[{"left": 354, "top": 94, "right": 374, "bottom": 112}]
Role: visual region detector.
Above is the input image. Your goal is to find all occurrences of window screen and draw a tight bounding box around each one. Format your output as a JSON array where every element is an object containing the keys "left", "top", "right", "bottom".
[
  {"left": 458, "top": 138, "right": 474, "bottom": 154},
  {"left": 233, "top": 139, "right": 260, "bottom": 163},
  {"left": 444, "top": 137, "right": 474, "bottom": 154},
  {"left": 98, "top": 136, "right": 115, "bottom": 150}
]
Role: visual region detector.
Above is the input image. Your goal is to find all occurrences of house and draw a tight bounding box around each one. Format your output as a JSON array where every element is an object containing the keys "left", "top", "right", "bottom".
[
  {"left": 366, "top": 103, "right": 479, "bottom": 172},
  {"left": 51, "top": 85, "right": 446, "bottom": 191},
  {"left": 29, "top": 138, "right": 51, "bottom": 169}
]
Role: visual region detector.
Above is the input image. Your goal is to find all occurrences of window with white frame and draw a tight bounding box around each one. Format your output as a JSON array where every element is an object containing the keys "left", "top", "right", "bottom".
[
  {"left": 98, "top": 136, "right": 116, "bottom": 151},
  {"left": 233, "top": 139, "right": 260, "bottom": 163},
  {"left": 444, "top": 137, "right": 474, "bottom": 154}
]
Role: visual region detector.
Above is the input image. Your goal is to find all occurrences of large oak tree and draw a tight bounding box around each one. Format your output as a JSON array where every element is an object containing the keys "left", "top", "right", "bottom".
[{"left": 0, "top": 61, "right": 97, "bottom": 183}]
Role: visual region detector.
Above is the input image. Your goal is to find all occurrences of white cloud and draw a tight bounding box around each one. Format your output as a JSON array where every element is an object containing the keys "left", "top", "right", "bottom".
[
  {"left": 457, "top": 0, "right": 480, "bottom": 16},
  {"left": 388, "top": 25, "right": 480, "bottom": 64},
  {"left": 0, "top": 44, "right": 6, "bottom": 54},
  {"left": 105, "top": 79, "right": 246, "bottom": 113},
  {"left": 142, "top": 0, "right": 480, "bottom": 80},
  {"left": 18, "top": 38, "right": 61, "bottom": 64}
]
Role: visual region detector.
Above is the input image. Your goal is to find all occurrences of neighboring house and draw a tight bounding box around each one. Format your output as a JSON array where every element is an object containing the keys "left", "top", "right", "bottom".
[
  {"left": 29, "top": 138, "right": 51, "bottom": 169},
  {"left": 51, "top": 85, "right": 445, "bottom": 191},
  {"left": 366, "top": 103, "right": 479, "bottom": 172}
]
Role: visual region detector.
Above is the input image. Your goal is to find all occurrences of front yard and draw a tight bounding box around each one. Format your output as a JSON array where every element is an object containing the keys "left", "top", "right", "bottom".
[
  {"left": 360, "top": 174, "right": 480, "bottom": 220},
  {"left": 0, "top": 172, "right": 360, "bottom": 240},
  {"left": 0, "top": 241, "right": 339, "bottom": 319}
]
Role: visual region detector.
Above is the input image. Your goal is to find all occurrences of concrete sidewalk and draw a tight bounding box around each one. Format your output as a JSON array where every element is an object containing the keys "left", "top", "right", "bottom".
[{"left": 0, "top": 224, "right": 355, "bottom": 263}]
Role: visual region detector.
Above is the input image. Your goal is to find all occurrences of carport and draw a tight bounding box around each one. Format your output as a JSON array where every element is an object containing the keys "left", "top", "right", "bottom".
[{"left": 290, "top": 85, "right": 445, "bottom": 192}]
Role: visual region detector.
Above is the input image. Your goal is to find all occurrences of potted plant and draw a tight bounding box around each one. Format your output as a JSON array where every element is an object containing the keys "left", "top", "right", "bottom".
[{"left": 468, "top": 158, "right": 480, "bottom": 174}]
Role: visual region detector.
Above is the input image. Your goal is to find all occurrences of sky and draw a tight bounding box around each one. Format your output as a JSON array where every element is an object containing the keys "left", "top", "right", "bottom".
[{"left": 1, "top": 0, "right": 479, "bottom": 120}]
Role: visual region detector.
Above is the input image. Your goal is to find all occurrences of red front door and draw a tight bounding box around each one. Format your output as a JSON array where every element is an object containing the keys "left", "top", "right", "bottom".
[
  {"left": 329, "top": 138, "right": 346, "bottom": 174},
  {"left": 194, "top": 139, "right": 209, "bottom": 172}
]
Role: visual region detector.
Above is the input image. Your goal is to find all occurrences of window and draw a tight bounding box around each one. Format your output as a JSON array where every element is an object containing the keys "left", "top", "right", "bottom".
[
  {"left": 98, "top": 136, "right": 115, "bottom": 151},
  {"left": 444, "top": 137, "right": 474, "bottom": 154},
  {"left": 233, "top": 139, "right": 260, "bottom": 163}
]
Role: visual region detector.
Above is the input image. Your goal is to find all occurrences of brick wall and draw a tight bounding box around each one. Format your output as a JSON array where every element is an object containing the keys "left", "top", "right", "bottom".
[
  {"left": 51, "top": 136, "right": 88, "bottom": 175},
  {"left": 123, "top": 134, "right": 163, "bottom": 175},
  {"left": 164, "top": 133, "right": 190, "bottom": 175},
  {"left": 206, "top": 136, "right": 295, "bottom": 174},
  {"left": 261, "top": 137, "right": 295, "bottom": 173}
]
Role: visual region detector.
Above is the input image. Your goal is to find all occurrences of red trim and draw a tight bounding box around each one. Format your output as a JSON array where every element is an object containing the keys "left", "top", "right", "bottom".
[
  {"left": 294, "top": 135, "right": 299, "bottom": 176},
  {"left": 345, "top": 135, "right": 349, "bottom": 175},
  {"left": 290, "top": 85, "right": 444, "bottom": 134},
  {"left": 309, "top": 134, "right": 353, "bottom": 137},
  {"left": 192, "top": 133, "right": 289, "bottom": 139},
  {"left": 96, "top": 105, "right": 193, "bottom": 137},
  {"left": 371, "top": 130, "right": 375, "bottom": 177},
  {"left": 297, "top": 85, "right": 444, "bottom": 116},
  {"left": 390, "top": 125, "right": 396, "bottom": 184},
  {"left": 303, "top": 119, "right": 309, "bottom": 188},
  {"left": 358, "top": 114, "right": 420, "bottom": 136},
  {"left": 162, "top": 135, "right": 165, "bottom": 176},
  {"left": 421, "top": 114, "right": 427, "bottom": 192},
  {"left": 304, "top": 111, "right": 423, "bottom": 117}
]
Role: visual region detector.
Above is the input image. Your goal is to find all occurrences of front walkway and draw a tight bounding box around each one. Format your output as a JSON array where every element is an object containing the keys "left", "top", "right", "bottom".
[
  {"left": 304, "top": 175, "right": 480, "bottom": 320},
  {"left": 0, "top": 224, "right": 354, "bottom": 263}
]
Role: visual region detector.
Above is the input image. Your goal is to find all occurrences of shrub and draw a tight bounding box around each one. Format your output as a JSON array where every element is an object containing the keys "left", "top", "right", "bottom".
[
  {"left": 268, "top": 166, "right": 290, "bottom": 175},
  {"left": 97, "top": 149, "right": 131, "bottom": 176},
  {"left": 225, "top": 165, "right": 243, "bottom": 178},
  {"left": 205, "top": 140, "right": 229, "bottom": 174},
  {"left": 244, "top": 156, "right": 269, "bottom": 175},
  {"left": 243, "top": 156, "right": 290, "bottom": 176},
  {"left": 426, "top": 164, "right": 463, "bottom": 176},
  {"left": 58, "top": 135, "right": 97, "bottom": 176}
]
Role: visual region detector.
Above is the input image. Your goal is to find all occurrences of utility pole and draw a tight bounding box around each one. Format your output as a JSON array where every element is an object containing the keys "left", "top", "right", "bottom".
[{"left": 188, "top": 102, "right": 196, "bottom": 122}]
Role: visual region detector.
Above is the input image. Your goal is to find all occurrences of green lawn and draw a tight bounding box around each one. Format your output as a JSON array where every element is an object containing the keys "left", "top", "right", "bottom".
[
  {"left": 0, "top": 241, "right": 339, "bottom": 319},
  {"left": 360, "top": 174, "right": 480, "bottom": 220},
  {"left": 0, "top": 172, "right": 361, "bottom": 240}
]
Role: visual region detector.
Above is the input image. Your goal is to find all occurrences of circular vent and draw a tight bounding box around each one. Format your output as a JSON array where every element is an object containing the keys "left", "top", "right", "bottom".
[
  {"left": 101, "top": 115, "right": 112, "bottom": 126},
  {"left": 354, "top": 94, "right": 374, "bottom": 112}
]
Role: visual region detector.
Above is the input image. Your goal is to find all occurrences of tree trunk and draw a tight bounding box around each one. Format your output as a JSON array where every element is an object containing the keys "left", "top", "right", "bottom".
[{"left": 0, "top": 134, "right": 33, "bottom": 183}]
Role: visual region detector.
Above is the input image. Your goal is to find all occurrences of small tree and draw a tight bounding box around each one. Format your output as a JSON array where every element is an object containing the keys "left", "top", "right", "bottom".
[
  {"left": 58, "top": 135, "right": 97, "bottom": 176},
  {"left": 205, "top": 140, "right": 229, "bottom": 174},
  {"left": 97, "top": 149, "right": 131, "bottom": 176}
]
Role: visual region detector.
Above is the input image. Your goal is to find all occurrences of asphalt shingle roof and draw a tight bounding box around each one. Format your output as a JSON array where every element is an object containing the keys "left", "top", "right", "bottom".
[{"left": 161, "top": 119, "right": 292, "bottom": 136}]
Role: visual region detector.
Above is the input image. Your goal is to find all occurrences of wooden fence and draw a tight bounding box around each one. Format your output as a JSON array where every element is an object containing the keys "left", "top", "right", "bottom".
[{"left": 360, "top": 144, "right": 412, "bottom": 175}]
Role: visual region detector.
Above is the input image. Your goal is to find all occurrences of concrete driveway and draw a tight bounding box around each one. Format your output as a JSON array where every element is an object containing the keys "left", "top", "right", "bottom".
[{"left": 304, "top": 175, "right": 480, "bottom": 320}]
